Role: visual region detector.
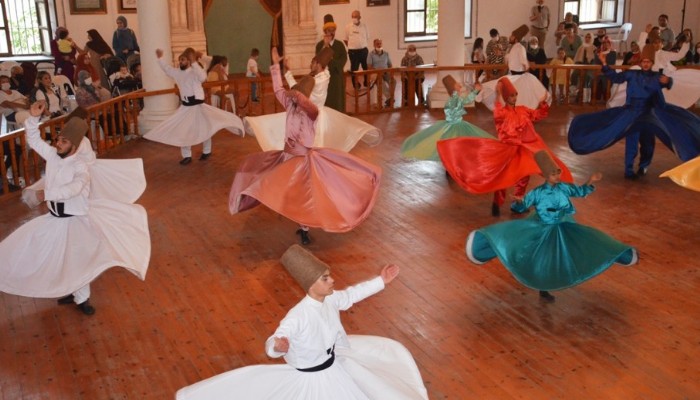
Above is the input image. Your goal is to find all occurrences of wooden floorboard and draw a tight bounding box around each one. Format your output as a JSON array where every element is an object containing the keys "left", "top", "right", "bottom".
[{"left": 1, "top": 104, "right": 699, "bottom": 399}]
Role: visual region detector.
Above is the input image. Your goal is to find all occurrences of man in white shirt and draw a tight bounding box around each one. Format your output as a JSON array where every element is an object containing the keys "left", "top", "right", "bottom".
[
  {"left": 344, "top": 10, "right": 370, "bottom": 89},
  {"left": 507, "top": 25, "right": 530, "bottom": 75},
  {"left": 144, "top": 48, "right": 244, "bottom": 164}
]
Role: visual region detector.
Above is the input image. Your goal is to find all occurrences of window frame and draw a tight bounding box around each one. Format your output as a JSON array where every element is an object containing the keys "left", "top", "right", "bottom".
[
  {"left": 563, "top": 0, "right": 625, "bottom": 29},
  {"left": 0, "top": 0, "right": 55, "bottom": 57},
  {"left": 401, "top": 0, "right": 474, "bottom": 44}
]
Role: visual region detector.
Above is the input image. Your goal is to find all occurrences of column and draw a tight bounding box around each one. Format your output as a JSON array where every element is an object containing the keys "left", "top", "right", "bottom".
[
  {"left": 282, "top": 0, "right": 318, "bottom": 75},
  {"left": 137, "top": 0, "right": 179, "bottom": 133},
  {"left": 428, "top": 0, "right": 466, "bottom": 109},
  {"left": 169, "top": 0, "right": 208, "bottom": 60}
]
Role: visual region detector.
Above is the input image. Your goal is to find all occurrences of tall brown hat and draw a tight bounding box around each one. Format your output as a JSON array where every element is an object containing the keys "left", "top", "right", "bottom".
[
  {"left": 322, "top": 14, "right": 337, "bottom": 31},
  {"left": 315, "top": 47, "right": 334, "bottom": 69},
  {"left": 640, "top": 44, "right": 656, "bottom": 63},
  {"left": 280, "top": 245, "right": 331, "bottom": 292},
  {"left": 59, "top": 117, "right": 89, "bottom": 148},
  {"left": 442, "top": 75, "right": 458, "bottom": 96},
  {"left": 512, "top": 24, "right": 529, "bottom": 42},
  {"left": 292, "top": 75, "right": 315, "bottom": 98},
  {"left": 534, "top": 150, "right": 561, "bottom": 176},
  {"left": 648, "top": 29, "right": 661, "bottom": 44}
]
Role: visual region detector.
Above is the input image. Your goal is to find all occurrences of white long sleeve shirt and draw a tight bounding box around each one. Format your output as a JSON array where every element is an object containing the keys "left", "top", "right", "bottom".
[
  {"left": 285, "top": 68, "right": 331, "bottom": 108},
  {"left": 638, "top": 32, "right": 689, "bottom": 74},
  {"left": 157, "top": 58, "right": 207, "bottom": 101},
  {"left": 25, "top": 115, "right": 90, "bottom": 215},
  {"left": 265, "top": 276, "right": 384, "bottom": 370},
  {"left": 507, "top": 42, "right": 529, "bottom": 73}
]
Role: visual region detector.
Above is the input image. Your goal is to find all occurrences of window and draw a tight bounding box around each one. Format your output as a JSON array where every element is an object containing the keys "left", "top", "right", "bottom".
[
  {"left": 0, "top": 0, "right": 54, "bottom": 56},
  {"left": 564, "top": 0, "right": 623, "bottom": 26},
  {"left": 403, "top": 0, "right": 472, "bottom": 40}
]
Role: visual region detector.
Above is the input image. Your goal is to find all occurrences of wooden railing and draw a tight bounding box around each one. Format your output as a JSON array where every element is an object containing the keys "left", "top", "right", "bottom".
[{"left": 2, "top": 64, "right": 698, "bottom": 197}]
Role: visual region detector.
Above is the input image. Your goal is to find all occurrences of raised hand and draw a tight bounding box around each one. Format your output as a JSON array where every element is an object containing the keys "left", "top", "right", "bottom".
[
  {"left": 273, "top": 336, "right": 289, "bottom": 353},
  {"left": 587, "top": 172, "right": 603, "bottom": 184},
  {"left": 271, "top": 47, "right": 281, "bottom": 65},
  {"left": 29, "top": 101, "right": 46, "bottom": 117},
  {"left": 380, "top": 264, "right": 400, "bottom": 284}
]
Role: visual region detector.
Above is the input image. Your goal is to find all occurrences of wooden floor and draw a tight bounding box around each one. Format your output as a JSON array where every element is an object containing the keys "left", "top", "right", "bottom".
[{"left": 1, "top": 104, "right": 699, "bottom": 399}]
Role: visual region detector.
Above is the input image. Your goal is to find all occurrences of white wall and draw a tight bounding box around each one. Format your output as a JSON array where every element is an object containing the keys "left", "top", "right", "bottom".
[{"left": 56, "top": 0, "right": 139, "bottom": 52}]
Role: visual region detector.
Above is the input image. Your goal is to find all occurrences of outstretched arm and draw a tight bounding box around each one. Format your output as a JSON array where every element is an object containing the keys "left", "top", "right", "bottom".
[{"left": 24, "top": 102, "right": 57, "bottom": 162}]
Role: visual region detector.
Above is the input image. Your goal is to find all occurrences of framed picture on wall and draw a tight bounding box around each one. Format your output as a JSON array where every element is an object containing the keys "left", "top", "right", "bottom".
[
  {"left": 367, "top": 0, "right": 390, "bottom": 6},
  {"left": 118, "top": 0, "right": 137, "bottom": 13},
  {"left": 69, "top": 0, "right": 107, "bottom": 15},
  {"left": 320, "top": 0, "right": 350, "bottom": 5}
]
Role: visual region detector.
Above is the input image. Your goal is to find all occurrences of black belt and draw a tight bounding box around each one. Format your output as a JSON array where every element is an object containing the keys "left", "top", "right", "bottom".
[
  {"left": 296, "top": 346, "right": 335, "bottom": 372},
  {"left": 49, "top": 201, "right": 73, "bottom": 218},
  {"left": 510, "top": 70, "right": 526, "bottom": 75},
  {"left": 182, "top": 96, "right": 204, "bottom": 106},
  {"left": 348, "top": 48, "right": 367, "bottom": 53}
]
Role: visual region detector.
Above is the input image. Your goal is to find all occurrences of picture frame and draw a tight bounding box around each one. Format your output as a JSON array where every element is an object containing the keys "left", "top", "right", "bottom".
[
  {"left": 118, "top": 0, "right": 137, "bottom": 13},
  {"left": 68, "top": 0, "right": 107, "bottom": 15},
  {"left": 367, "top": 0, "right": 390, "bottom": 6},
  {"left": 320, "top": 0, "right": 350, "bottom": 5}
]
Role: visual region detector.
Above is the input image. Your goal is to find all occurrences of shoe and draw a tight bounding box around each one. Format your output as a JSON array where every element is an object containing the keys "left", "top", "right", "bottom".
[
  {"left": 57, "top": 294, "right": 74, "bottom": 305},
  {"left": 296, "top": 229, "right": 311, "bottom": 245},
  {"left": 199, "top": 153, "right": 211, "bottom": 161},
  {"left": 491, "top": 203, "right": 500, "bottom": 217},
  {"left": 636, "top": 167, "right": 648, "bottom": 176},
  {"left": 179, "top": 157, "right": 192, "bottom": 165},
  {"left": 539, "top": 291, "right": 555, "bottom": 302},
  {"left": 624, "top": 173, "right": 639, "bottom": 180},
  {"left": 77, "top": 301, "right": 95, "bottom": 316}
]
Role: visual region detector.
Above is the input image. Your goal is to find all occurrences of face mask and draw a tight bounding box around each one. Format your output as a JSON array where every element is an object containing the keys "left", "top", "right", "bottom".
[
  {"left": 375, "top": 47, "right": 383, "bottom": 53},
  {"left": 84, "top": 78, "right": 93, "bottom": 86},
  {"left": 353, "top": 18, "right": 360, "bottom": 25},
  {"left": 408, "top": 51, "right": 416, "bottom": 56},
  {"left": 1, "top": 83, "right": 10, "bottom": 91},
  {"left": 530, "top": 45, "right": 538, "bottom": 50}
]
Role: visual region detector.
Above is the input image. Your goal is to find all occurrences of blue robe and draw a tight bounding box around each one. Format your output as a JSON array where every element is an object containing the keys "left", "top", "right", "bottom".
[
  {"left": 568, "top": 66, "right": 700, "bottom": 176},
  {"left": 467, "top": 182, "right": 637, "bottom": 291}
]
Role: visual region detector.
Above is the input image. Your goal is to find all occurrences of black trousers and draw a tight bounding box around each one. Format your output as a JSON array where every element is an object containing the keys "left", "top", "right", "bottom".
[{"left": 348, "top": 48, "right": 369, "bottom": 87}]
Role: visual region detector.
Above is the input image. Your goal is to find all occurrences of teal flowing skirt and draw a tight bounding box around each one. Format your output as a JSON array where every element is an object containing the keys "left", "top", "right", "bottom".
[
  {"left": 400, "top": 121, "right": 494, "bottom": 161},
  {"left": 466, "top": 214, "right": 637, "bottom": 291}
]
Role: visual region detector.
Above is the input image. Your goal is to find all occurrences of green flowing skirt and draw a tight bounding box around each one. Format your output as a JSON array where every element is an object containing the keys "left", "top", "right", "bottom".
[
  {"left": 400, "top": 121, "right": 494, "bottom": 161},
  {"left": 466, "top": 214, "right": 637, "bottom": 291}
]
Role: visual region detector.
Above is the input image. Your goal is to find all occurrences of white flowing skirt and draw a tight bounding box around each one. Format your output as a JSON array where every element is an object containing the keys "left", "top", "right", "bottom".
[
  {"left": 144, "top": 104, "right": 244, "bottom": 147},
  {"left": 0, "top": 199, "right": 150, "bottom": 298},
  {"left": 175, "top": 335, "right": 429, "bottom": 400},
  {"left": 608, "top": 68, "right": 700, "bottom": 109},
  {"left": 477, "top": 73, "right": 552, "bottom": 111},
  {"left": 245, "top": 107, "right": 382, "bottom": 152}
]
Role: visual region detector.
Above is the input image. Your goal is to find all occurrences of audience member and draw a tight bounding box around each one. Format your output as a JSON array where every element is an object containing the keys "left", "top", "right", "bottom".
[
  {"left": 75, "top": 70, "right": 111, "bottom": 109},
  {"left": 246, "top": 48, "right": 260, "bottom": 102},
  {"left": 9, "top": 66, "right": 31, "bottom": 96},
  {"left": 109, "top": 64, "right": 133, "bottom": 87},
  {"left": 344, "top": 9, "right": 370, "bottom": 89},
  {"left": 112, "top": 16, "right": 140, "bottom": 63},
  {"left": 74, "top": 53, "right": 99, "bottom": 84},
  {"left": 623, "top": 41, "right": 642, "bottom": 66},
  {"left": 486, "top": 28, "right": 509, "bottom": 78},
  {"left": 560, "top": 24, "right": 582, "bottom": 59},
  {"left": 85, "top": 29, "right": 115, "bottom": 89},
  {"left": 400, "top": 44, "right": 425, "bottom": 106},
  {"left": 30, "top": 71, "right": 66, "bottom": 120},
  {"left": 527, "top": 36, "right": 548, "bottom": 87},
  {"left": 50, "top": 27, "right": 80, "bottom": 82},
  {"left": 593, "top": 28, "right": 607, "bottom": 49},
  {"left": 0, "top": 75, "right": 29, "bottom": 126},
  {"left": 367, "top": 38, "right": 394, "bottom": 108},
  {"left": 207, "top": 55, "right": 236, "bottom": 111},
  {"left": 529, "top": 0, "right": 550, "bottom": 47},
  {"left": 554, "top": 22, "right": 567, "bottom": 47},
  {"left": 574, "top": 33, "right": 596, "bottom": 64},
  {"left": 658, "top": 14, "right": 674, "bottom": 50},
  {"left": 549, "top": 47, "right": 573, "bottom": 103}
]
